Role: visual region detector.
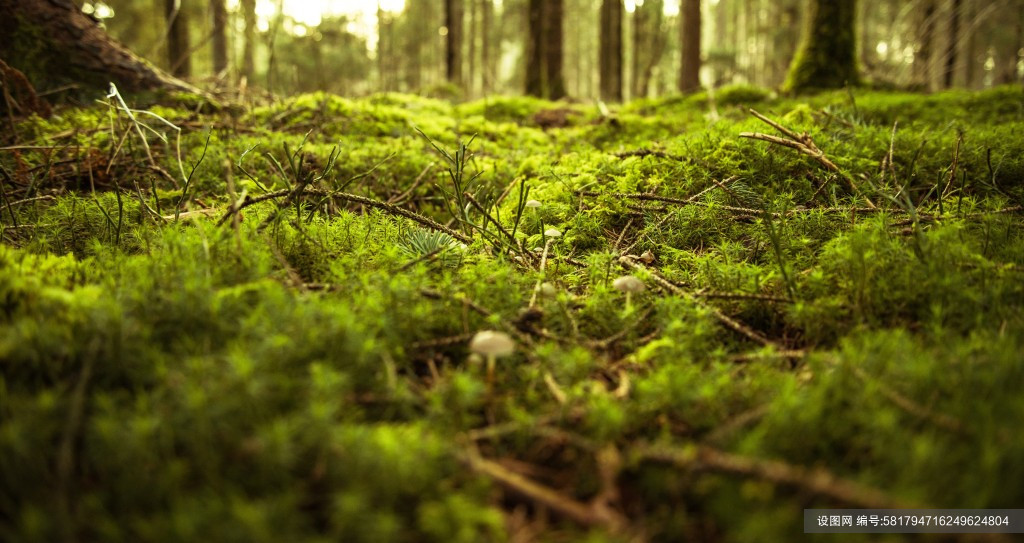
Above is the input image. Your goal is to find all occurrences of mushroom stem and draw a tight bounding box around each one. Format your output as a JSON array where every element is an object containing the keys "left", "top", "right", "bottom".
[
  {"left": 528, "top": 238, "right": 554, "bottom": 308},
  {"left": 486, "top": 354, "right": 496, "bottom": 385}
]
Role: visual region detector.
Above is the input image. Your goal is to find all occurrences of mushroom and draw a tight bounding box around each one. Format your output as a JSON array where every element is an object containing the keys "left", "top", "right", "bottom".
[
  {"left": 544, "top": 228, "right": 562, "bottom": 239},
  {"left": 613, "top": 275, "right": 646, "bottom": 310},
  {"left": 526, "top": 200, "right": 545, "bottom": 239},
  {"left": 469, "top": 330, "right": 515, "bottom": 384}
]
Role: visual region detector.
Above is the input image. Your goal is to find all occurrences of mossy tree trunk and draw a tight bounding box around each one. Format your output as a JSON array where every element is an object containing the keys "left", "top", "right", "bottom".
[
  {"left": 783, "top": 0, "right": 859, "bottom": 93},
  {"left": 0, "top": 0, "right": 202, "bottom": 98}
]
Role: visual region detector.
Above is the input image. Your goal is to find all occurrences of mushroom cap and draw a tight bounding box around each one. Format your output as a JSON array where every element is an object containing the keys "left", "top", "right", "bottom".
[
  {"left": 525, "top": 199, "right": 542, "bottom": 208},
  {"left": 613, "top": 275, "right": 646, "bottom": 293},
  {"left": 544, "top": 228, "right": 562, "bottom": 238},
  {"left": 469, "top": 330, "right": 516, "bottom": 357}
]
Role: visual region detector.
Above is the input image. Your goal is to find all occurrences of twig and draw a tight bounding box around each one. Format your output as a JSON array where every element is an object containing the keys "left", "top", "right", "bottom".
[
  {"left": 638, "top": 442, "right": 917, "bottom": 509},
  {"left": 742, "top": 109, "right": 876, "bottom": 208},
  {"left": 216, "top": 188, "right": 471, "bottom": 243},
  {"left": 621, "top": 257, "right": 776, "bottom": 347},
  {"left": 462, "top": 449, "right": 627, "bottom": 531}
]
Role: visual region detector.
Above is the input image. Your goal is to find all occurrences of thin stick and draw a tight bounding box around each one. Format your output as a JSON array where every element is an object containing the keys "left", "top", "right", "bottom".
[
  {"left": 216, "top": 188, "right": 471, "bottom": 243},
  {"left": 621, "top": 257, "right": 776, "bottom": 347},
  {"left": 639, "top": 443, "right": 917, "bottom": 510},
  {"left": 742, "top": 109, "right": 876, "bottom": 208}
]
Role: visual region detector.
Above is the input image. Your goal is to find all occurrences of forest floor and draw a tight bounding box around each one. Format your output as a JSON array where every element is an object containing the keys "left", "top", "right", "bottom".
[{"left": 2, "top": 84, "right": 1024, "bottom": 542}]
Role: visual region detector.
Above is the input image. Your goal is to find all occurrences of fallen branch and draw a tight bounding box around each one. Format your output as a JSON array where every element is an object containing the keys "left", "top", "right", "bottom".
[
  {"left": 638, "top": 442, "right": 916, "bottom": 510},
  {"left": 215, "top": 188, "right": 471, "bottom": 243},
  {"left": 462, "top": 448, "right": 627, "bottom": 532},
  {"left": 741, "top": 109, "right": 876, "bottom": 208},
  {"left": 620, "top": 256, "right": 777, "bottom": 347}
]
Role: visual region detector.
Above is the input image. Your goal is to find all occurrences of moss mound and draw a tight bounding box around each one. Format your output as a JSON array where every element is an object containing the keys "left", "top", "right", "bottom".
[{"left": 2, "top": 86, "right": 1023, "bottom": 542}]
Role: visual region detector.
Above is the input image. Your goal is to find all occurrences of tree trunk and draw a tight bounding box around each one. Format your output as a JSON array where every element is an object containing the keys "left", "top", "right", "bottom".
[
  {"left": 481, "top": 0, "right": 494, "bottom": 94},
  {"left": 783, "top": 0, "right": 859, "bottom": 93},
  {"left": 525, "top": 0, "right": 544, "bottom": 96},
  {"left": 545, "top": 0, "right": 566, "bottom": 99},
  {"left": 631, "top": 3, "right": 646, "bottom": 98},
  {"left": 211, "top": 0, "right": 228, "bottom": 76},
  {"left": 468, "top": 0, "right": 477, "bottom": 97},
  {"left": 445, "top": 0, "right": 463, "bottom": 88},
  {"left": 241, "top": 0, "right": 257, "bottom": 82},
  {"left": 679, "top": 0, "right": 701, "bottom": 93},
  {"left": 0, "top": 0, "right": 202, "bottom": 98},
  {"left": 944, "top": 0, "right": 962, "bottom": 89},
  {"left": 914, "top": 0, "right": 937, "bottom": 89},
  {"left": 164, "top": 0, "right": 192, "bottom": 78},
  {"left": 599, "top": 0, "right": 623, "bottom": 101},
  {"left": 635, "top": 0, "right": 666, "bottom": 98}
]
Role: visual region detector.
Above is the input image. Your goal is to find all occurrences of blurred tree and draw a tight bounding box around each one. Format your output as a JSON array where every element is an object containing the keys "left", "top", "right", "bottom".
[
  {"left": 481, "top": 0, "right": 495, "bottom": 94},
  {"left": 241, "top": 0, "right": 257, "bottom": 82},
  {"left": 599, "top": 0, "right": 623, "bottom": 101},
  {"left": 164, "top": 0, "right": 192, "bottom": 77},
  {"left": 525, "top": 0, "right": 565, "bottom": 98},
  {"left": 943, "top": 0, "right": 962, "bottom": 89},
  {"left": 632, "top": 0, "right": 667, "bottom": 98},
  {"left": 445, "top": 0, "right": 464, "bottom": 88},
  {"left": 546, "top": 0, "right": 566, "bottom": 98},
  {"left": 784, "top": 0, "right": 859, "bottom": 92},
  {"left": 996, "top": 0, "right": 1024, "bottom": 84},
  {"left": 211, "top": 0, "right": 229, "bottom": 76},
  {"left": 913, "top": 0, "right": 937, "bottom": 89},
  {"left": 0, "top": 0, "right": 200, "bottom": 96},
  {"left": 679, "top": 0, "right": 701, "bottom": 92}
]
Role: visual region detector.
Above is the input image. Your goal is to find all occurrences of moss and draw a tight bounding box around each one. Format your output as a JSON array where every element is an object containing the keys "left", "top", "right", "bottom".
[
  {"left": 783, "top": 0, "right": 860, "bottom": 94},
  {"left": 1, "top": 87, "right": 1023, "bottom": 542}
]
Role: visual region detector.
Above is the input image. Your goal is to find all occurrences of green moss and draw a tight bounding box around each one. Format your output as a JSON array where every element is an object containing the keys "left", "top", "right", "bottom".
[
  {"left": 783, "top": 0, "right": 860, "bottom": 94},
  {"left": 1, "top": 86, "right": 1023, "bottom": 542}
]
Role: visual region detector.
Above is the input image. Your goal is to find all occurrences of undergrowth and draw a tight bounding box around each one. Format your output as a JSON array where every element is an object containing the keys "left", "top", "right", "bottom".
[{"left": 1, "top": 85, "right": 1023, "bottom": 542}]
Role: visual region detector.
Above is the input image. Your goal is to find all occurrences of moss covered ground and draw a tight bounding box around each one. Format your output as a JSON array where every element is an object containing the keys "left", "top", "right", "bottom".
[{"left": 2, "top": 85, "right": 1024, "bottom": 542}]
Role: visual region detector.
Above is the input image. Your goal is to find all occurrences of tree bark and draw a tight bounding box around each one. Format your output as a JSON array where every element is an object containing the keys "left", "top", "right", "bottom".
[
  {"left": 783, "top": 0, "right": 859, "bottom": 93},
  {"left": 0, "top": 0, "right": 202, "bottom": 97},
  {"left": 481, "top": 0, "right": 494, "bottom": 94},
  {"left": 599, "top": 0, "right": 623, "bottom": 101},
  {"left": 679, "top": 0, "right": 701, "bottom": 93},
  {"left": 914, "top": 0, "right": 937, "bottom": 89},
  {"left": 164, "top": 0, "right": 192, "bottom": 78},
  {"left": 525, "top": 0, "right": 545, "bottom": 96},
  {"left": 944, "top": 0, "right": 962, "bottom": 89},
  {"left": 545, "top": 0, "right": 567, "bottom": 99},
  {"left": 211, "top": 0, "right": 229, "bottom": 75},
  {"left": 445, "top": 0, "right": 464, "bottom": 88},
  {"left": 241, "top": 0, "right": 257, "bottom": 82}
]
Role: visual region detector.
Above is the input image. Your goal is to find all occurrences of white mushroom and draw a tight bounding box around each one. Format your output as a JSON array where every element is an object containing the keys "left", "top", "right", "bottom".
[
  {"left": 469, "top": 330, "right": 515, "bottom": 384},
  {"left": 525, "top": 200, "right": 542, "bottom": 208},
  {"left": 613, "top": 275, "right": 646, "bottom": 309},
  {"left": 544, "top": 228, "right": 562, "bottom": 239}
]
